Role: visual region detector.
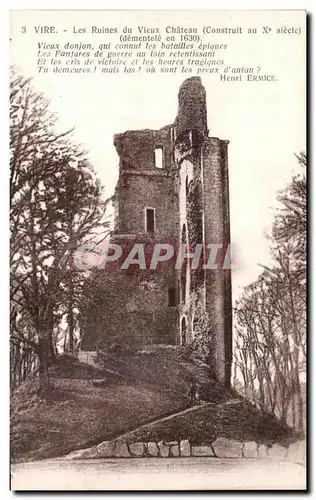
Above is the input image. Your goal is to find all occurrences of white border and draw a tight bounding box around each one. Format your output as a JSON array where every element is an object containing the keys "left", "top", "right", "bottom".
[{"left": 3, "top": 2, "right": 313, "bottom": 499}]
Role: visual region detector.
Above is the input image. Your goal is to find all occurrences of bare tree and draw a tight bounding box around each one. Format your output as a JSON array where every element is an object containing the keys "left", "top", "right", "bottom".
[
  {"left": 234, "top": 153, "right": 306, "bottom": 432},
  {"left": 10, "top": 68, "right": 109, "bottom": 391}
]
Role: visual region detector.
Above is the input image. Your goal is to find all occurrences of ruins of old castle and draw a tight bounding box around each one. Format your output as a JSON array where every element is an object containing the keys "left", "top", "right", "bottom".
[{"left": 81, "top": 77, "right": 232, "bottom": 387}]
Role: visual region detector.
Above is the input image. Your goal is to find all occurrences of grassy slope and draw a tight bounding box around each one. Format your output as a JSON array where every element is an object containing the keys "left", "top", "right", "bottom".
[
  {"left": 11, "top": 347, "right": 216, "bottom": 463},
  {"left": 125, "top": 401, "right": 297, "bottom": 447},
  {"left": 11, "top": 347, "right": 296, "bottom": 463}
]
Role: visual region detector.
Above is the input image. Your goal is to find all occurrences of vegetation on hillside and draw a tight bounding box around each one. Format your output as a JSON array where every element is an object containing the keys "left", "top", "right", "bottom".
[
  {"left": 126, "top": 400, "right": 297, "bottom": 448},
  {"left": 11, "top": 347, "right": 225, "bottom": 462}
]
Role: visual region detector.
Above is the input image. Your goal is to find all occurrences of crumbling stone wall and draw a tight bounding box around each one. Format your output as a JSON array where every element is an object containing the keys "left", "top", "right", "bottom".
[
  {"left": 81, "top": 77, "right": 232, "bottom": 387},
  {"left": 174, "top": 80, "right": 232, "bottom": 385},
  {"left": 113, "top": 171, "right": 177, "bottom": 238},
  {"left": 175, "top": 77, "right": 208, "bottom": 138},
  {"left": 80, "top": 236, "right": 179, "bottom": 349}
]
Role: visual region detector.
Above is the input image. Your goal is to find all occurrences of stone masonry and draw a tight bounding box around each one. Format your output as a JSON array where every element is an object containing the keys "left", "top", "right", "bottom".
[{"left": 81, "top": 77, "right": 232, "bottom": 387}]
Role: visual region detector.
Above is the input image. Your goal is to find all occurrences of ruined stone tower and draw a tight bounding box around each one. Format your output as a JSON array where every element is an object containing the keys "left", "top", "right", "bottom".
[{"left": 82, "top": 77, "right": 232, "bottom": 387}]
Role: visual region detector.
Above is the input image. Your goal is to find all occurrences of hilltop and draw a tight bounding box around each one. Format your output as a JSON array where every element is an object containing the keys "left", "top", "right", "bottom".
[{"left": 11, "top": 346, "right": 296, "bottom": 463}]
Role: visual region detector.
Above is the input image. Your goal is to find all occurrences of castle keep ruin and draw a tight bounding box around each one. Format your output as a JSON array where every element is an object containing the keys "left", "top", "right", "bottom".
[{"left": 82, "top": 77, "right": 232, "bottom": 387}]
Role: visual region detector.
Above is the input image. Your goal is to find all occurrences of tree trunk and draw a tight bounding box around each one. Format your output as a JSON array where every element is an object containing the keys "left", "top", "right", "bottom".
[
  {"left": 46, "top": 306, "right": 56, "bottom": 364},
  {"left": 48, "top": 331, "right": 56, "bottom": 363},
  {"left": 293, "top": 363, "right": 304, "bottom": 432},
  {"left": 38, "top": 337, "right": 50, "bottom": 391},
  {"left": 67, "top": 280, "right": 74, "bottom": 354},
  {"left": 286, "top": 269, "right": 304, "bottom": 432},
  {"left": 67, "top": 212, "right": 75, "bottom": 355}
]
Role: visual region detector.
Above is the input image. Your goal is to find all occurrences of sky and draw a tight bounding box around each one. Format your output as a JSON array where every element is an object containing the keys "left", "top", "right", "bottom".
[{"left": 10, "top": 10, "right": 306, "bottom": 300}]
